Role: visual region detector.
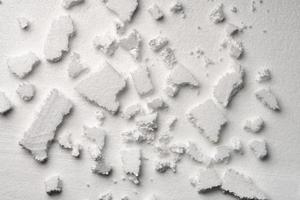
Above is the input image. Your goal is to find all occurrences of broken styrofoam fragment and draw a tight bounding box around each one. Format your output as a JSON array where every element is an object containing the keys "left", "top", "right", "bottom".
[
  {"left": 121, "top": 129, "right": 146, "bottom": 143},
  {"left": 135, "top": 112, "right": 158, "bottom": 132},
  {"left": 103, "top": 0, "right": 138, "bottom": 23},
  {"left": 169, "top": 143, "right": 186, "bottom": 155},
  {"left": 186, "top": 142, "right": 208, "bottom": 164},
  {"left": 71, "top": 140, "right": 82, "bottom": 158},
  {"left": 44, "top": 15, "right": 75, "bottom": 62},
  {"left": 122, "top": 104, "right": 141, "bottom": 120},
  {"left": 147, "top": 97, "right": 167, "bottom": 111},
  {"left": 225, "top": 23, "right": 239, "bottom": 36},
  {"left": 45, "top": 175, "right": 63, "bottom": 195},
  {"left": 148, "top": 36, "right": 168, "bottom": 52},
  {"left": 209, "top": 4, "right": 225, "bottom": 24},
  {"left": 159, "top": 47, "right": 177, "bottom": 68},
  {"left": 243, "top": 116, "right": 264, "bottom": 133},
  {"left": 93, "top": 33, "right": 118, "bottom": 56},
  {"left": 228, "top": 39, "right": 244, "bottom": 59},
  {"left": 221, "top": 169, "right": 267, "bottom": 200},
  {"left": 57, "top": 132, "right": 73, "bottom": 149},
  {"left": 0, "top": 92, "right": 12, "bottom": 114},
  {"left": 230, "top": 137, "right": 243, "bottom": 153},
  {"left": 213, "top": 146, "right": 231, "bottom": 164},
  {"left": 16, "top": 82, "right": 35, "bottom": 101},
  {"left": 255, "top": 88, "right": 280, "bottom": 111},
  {"left": 119, "top": 30, "right": 142, "bottom": 60},
  {"left": 256, "top": 68, "right": 271, "bottom": 83},
  {"left": 164, "top": 84, "right": 178, "bottom": 97},
  {"left": 76, "top": 62, "right": 126, "bottom": 113},
  {"left": 190, "top": 168, "right": 221, "bottom": 192},
  {"left": 170, "top": 1, "right": 185, "bottom": 17},
  {"left": 166, "top": 116, "right": 177, "bottom": 131},
  {"left": 19, "top": 89, "right": 73, "bottom": 162},
  {"left": 67, "top": 52, "right": 88, "bottom": 79},
  {"left": 248, "top": 139, "right": 268, "bottom": 159},
  {"left": 121, "top": 148, "right": 142, "bottom": 184},
  {"left": 186, "top": 99, "right": 227, "bottom": 143},
  {"left": 62, "top": 0, "right": 84, "bottom": 9},
  {"left": 17, "top": 17, "right": 30, "bottom": 30},
  {"left": 148, "top": 4, "right": 164, "bottom": 20},
  {"left": 98, "top": 192, "right": 113, "bottom": 200},
  {"left": 92, "top": 159, "right": 112, "bottom": 176},
  {"left": 155, "top": 159, "right": 176, "bottom": 173},
  {"left": 83, "top": 126, "right": 106, "bottom": 160},
  {"left": 213, "top": 64, "right": 244, "bottom": 107},
  {"left": 131, "top": 66, "right": 154, "bottom": 96},
  {"left": 7, "top": 52, "right": 40, "bottom": 79}
]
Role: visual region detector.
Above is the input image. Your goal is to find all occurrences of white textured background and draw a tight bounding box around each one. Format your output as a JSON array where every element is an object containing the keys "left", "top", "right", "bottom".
[{"left": 0, "top": 0, "right": 300, "bottom": 199}]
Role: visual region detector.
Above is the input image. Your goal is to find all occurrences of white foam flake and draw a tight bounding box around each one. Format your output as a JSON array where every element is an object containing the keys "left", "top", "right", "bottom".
[
  {"left": 97, "top": 192, "right": 113, "bottom": 200},
  {"left": 147, "top": 97, "right": 167, "bottom": 111},
  {"left": 256, "top": 68, "right": 271, "bottom": 83},
  {"left": 19, "top": 89, "right": 73, "bottom": 162},
  {"left": 190, "top": 168, "right": 221, "bottom": 192},
  {"left": 166, "top": 116, "right": 177, "bottom": 131},
  {"left": 213, "top": 64, "right": 244, "bottom": 107},
  {"left": 230, "top": 137, "right": 243, "bottom": 153},
  {"left": 149, "top": 36, "right": 168, "bottom": 52},
  {"left": 75, "top": 62, "right": 126, "bottom": 114},
  {"left": 83, "top": 126, "right": 106, "bottom": 160},
  {"left": 255, "top": 88, "right": 280, "bottom": 111},
  {"left": 0, "top": 91, "right": 12, "bottom": 114},
  {"left": 155, "top": 159, "right": 177, "bottom": 173},
  {"left": 159, "top": 47, "right": 177, "bottom": 68},
  {"left": 7, "top": 52, "right": 40, "bottom": 79},
  {"left": 16, "top": 82, "right": 35, "bottom": 101},
  {"left": 135, "top": 112, "right": 158, "bottom": 133},
  {"left": 45, "top": 175, "right": 63, "bottom": 195},
  {"left": 57, "top": 132, "right": 73, "bottom": 149},
  {"left": 186, "top": 99, "right": 227, "bottom": 143},
  {"left": 62, "top": 0, "right": 84, "bottom": 9},
  {"left": 120, "top": 30, "right": 142, "bottom": 60},
  {"left": 221, "top": 169, "right": 267, "bottom": 200},
  {"left": 121, "top": 148, "right": 142, "bottom": 184},
  {"left": 243, "top": 116, "right": 264, "bottom": 133},
  {"left": 131, "top": 66, "right": 154, "bottom": 97},
  {"left": 122, "top": 103, "right": 141, "bottom": 120},
  {"left": 225, "top": 23, "right": 239, "bottom": 36},
  {"left": 209, "top": 4, "right": 225, "bottom": 24},
  {"left": 103, "top": 0, "right": 138, "bottom": 23},
  {"left": 44, "top": 16, "right": 75, "bottom": 62},
  {"left": 67, "top": 52, "right": 88, "bottom": 79},
  {"left": 228, "top": 38, "right": 244, "bottom": 59},
  {"left": 213, "top": 145, "right": 232, "bottom": 164},
  {"left": 71, "top": 140, "right": 82, "bottom": 158},
  {"left": 186, "top": 142, "right": 208, "bottom": 164},
  {"left": 93, "top": 32, "right": 118, "bottom": 56},
  {"left": 17, "top": 17, "right": 30, "bottom": 30},
  {"left": 92, "top": 159, "right": 112, "bottom": 176},
  {"left": 148, "top": 4, "right": 164, "bottom": 20},
  {"left": 248, "top": 139, "right": 268, "bottom": 159}
]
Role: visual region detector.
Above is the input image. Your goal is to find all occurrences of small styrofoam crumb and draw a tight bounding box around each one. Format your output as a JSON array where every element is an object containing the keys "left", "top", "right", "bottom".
[
  {"left": 186, "top": 99, "right": 227, "bottom": 143},
  {"left": 120, "top": 29, "right": 142, "bottom": 60},
  {"left": 255, "top": 88, "right": 280, "bottom": 111},
  {"left": 103, "top": 0, "right": 138, "bottom": 23},
  {"left": 209, "top": 4, "right": 225, "bottom": 24},
  {"left": 0, "top": 91, "right": 12, "bottom": 114},
  {"left": 230, "top": 137, "right": 243, "bottom": 153},
  {"left": 213, "top": 63, "right": 244, "bottom": 107},
  {"left": 248, "top": 139, "right": 268, "bottom": 159},
  {"left": 169, "top": 143, "right": 186, "bottom": 155},
  {"left": 114, "top": 20, "right": 126, "bottom": 35},
  {"left": 135, "top": 112, "right": 158, "bottom": 133},
  {"left": 121, "top": 148, "right": 142, "bottom": 184},
  {"left": 83, "top": 126, "right": 106, "bottom": 160},
  {"left": 121, "top": 129, "right": 146, "bottom": 143},
  {"left": 190, "top": 168, "right": 221, "bottom": 192},
  {"left": 148, "top": 36, "right": 168, "bottom": 52},
  {"left": 16, "top": 82, "right": 35, "bottom": 101},
  {"left": 92, "top": 159, "right": 112, "bottom": 176},
  {"left": 44, "top": 15, "right": 75, "bottom": 62},
  {"left": 213, "top": 145, "right": 232, "bottom": 164},
  {"left": 45, "top": 175, "right": 63, "bottom": 195},
  {"left": 228, "top": 38, "right": 244, "bottom": 59},
  {"left": 131, "top": 66, "right": 154, "bottom": 97},
  {"left": 19, "top": 89, "right": 73, "bottom": 162},
  {"left": 76, "top": 62, "right": 126, "bottom": 114},
  {"left": 148, "top": 4, "right": 164, "bottom": 20},
  {"left": 62, "top": 0, "right": 84, "bottom": 9},
  {"left": 155, "top": 159, "right": 176, "bottom": 173},
  {"left": 122, "top": 104, "right": 141, "bottom": 120},
  {"left": 67, "top": 52, "right": 88, "bottom": 79},
  {"left": 164, "top": 84, "right": 179, "bottom": 97},
  {"left": 166, "top": 116, "right": 177, "bottom": 131},
  {"left": 166, "top": 64, "right": 199, "bottom": 95},
  {"left": 147, "top": 97, "right": 167, "bottom": 111},
  {"left": 231, "top": 6, "right": 238, "bottom": 13},
  {"left": 71, "top": 140, "right": 82, "bottom": 158},
  {"left": 7, "top": 52, "right": 40, "bottom": 79},
  {"left": 221, "top": 169, "right": 267, "bottom": 200},
  {"left": 225, "top": 23, "right": 239, "bottom": 36},
  {"left": 159, "top": 47, "right": 177, "bottom": 68},
  {"left": 186, "top": 142, "right": 208, "bottom": 164},
  {"left": 243, "top": 116, "right": 264, "bottom": 133},
  {"left": 170, "top": 1, "right": 185, "bottom": 18},
  {"left": 17, "top": 17, "right": 30, "bottom": 30},
  {"left": 95, "top": 110, "right": 106, "bottom": 125},
  {"left": 93, "top": 33, "right": 118, "bottom": 56},
  {"left": 97, "top": 192, "right": 113, "bottom": 200},
  {"left": 57, "top": 132, "right": 73, "bottom": 149},
  {"left": 256, "top": 68, "right": 271, "bottom": 83}
]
